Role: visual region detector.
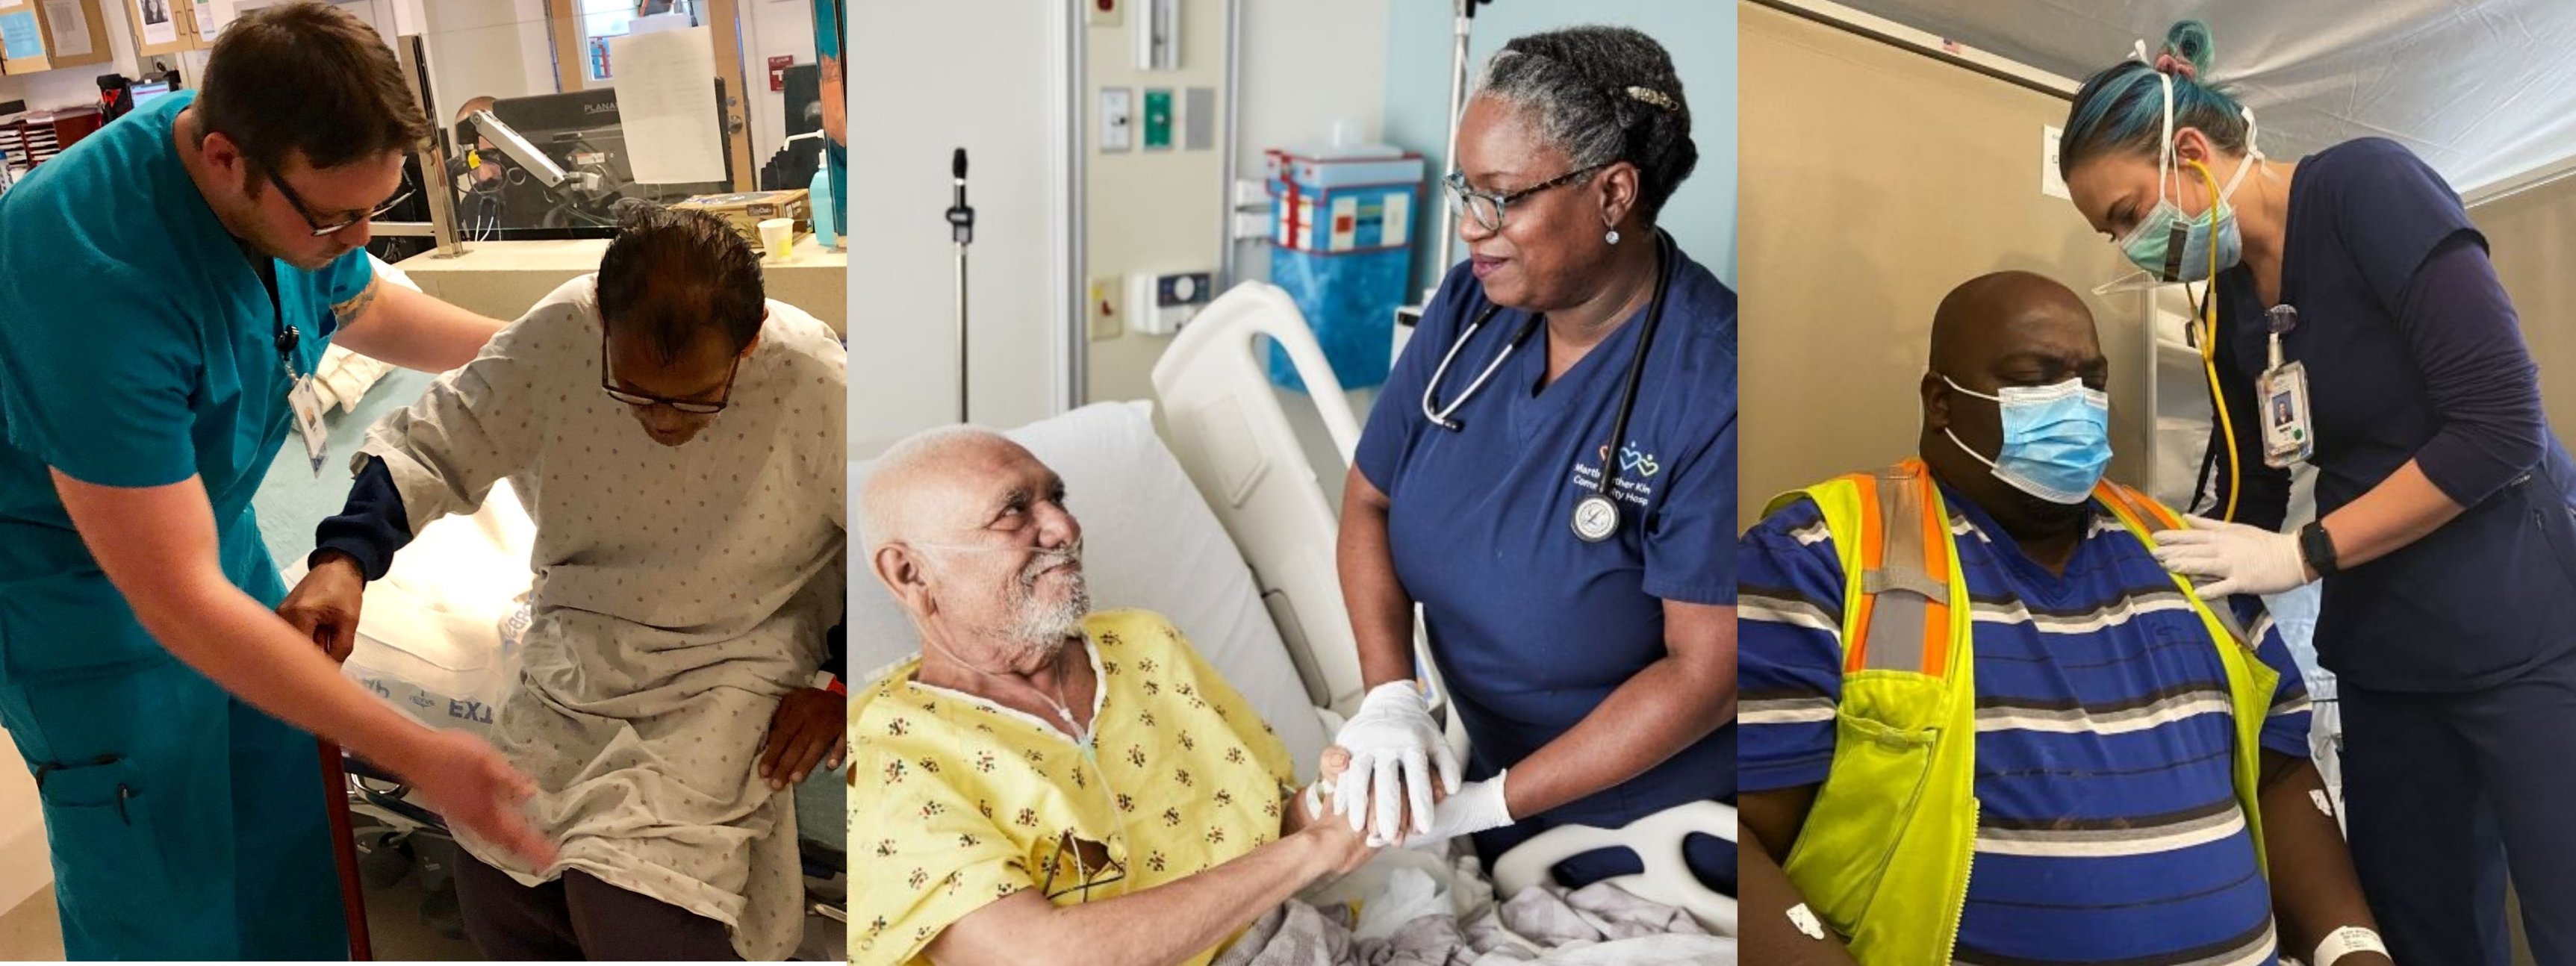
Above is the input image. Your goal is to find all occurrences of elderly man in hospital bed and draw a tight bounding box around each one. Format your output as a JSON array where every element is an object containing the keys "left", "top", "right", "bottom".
[
  {"left": 850, "top": 427, "right": 1386, "bottom": 966},
  {"left": 276, "top": 208, "right": 848, "bottom": 960}
]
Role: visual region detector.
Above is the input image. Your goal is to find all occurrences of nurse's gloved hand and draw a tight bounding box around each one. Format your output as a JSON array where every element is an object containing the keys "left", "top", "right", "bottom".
[
  {"left": 1399, "top": 769, "right": 1512, "bottom": 848},
  {"left": 403, "top": 729, "right": 556, "bottom": 868},
  {"left": 1331, "top": 682, "right": 1461, "bottom": 847},
  {"left": 2151, "top": 516, "right": 2315, "bottom": 599}
]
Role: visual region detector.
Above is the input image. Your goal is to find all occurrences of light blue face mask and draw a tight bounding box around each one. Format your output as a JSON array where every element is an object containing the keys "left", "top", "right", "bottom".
[
  {"left": 2097, "top": 69, "right": 2261, "bottom": 295},
  {"left": 1942, "top": 376, "right": 2113, "bottom": 505}
]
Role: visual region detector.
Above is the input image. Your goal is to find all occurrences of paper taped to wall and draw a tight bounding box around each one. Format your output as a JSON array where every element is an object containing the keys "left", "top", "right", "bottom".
[
  {"left": 609, "top": 25, "right": 727, "bottom": 184},
  {"left": 40, "top": 0, "right": 86, "bottom": 57}
]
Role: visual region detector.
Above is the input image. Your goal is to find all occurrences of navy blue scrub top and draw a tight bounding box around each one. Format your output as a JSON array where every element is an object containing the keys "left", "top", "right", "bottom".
[
  {"left": 2212, "top": 137, "right": 2576, "bottom": 693},
  {"left": 1354, "top": 243, "right": 1737, "bottom": 830}
]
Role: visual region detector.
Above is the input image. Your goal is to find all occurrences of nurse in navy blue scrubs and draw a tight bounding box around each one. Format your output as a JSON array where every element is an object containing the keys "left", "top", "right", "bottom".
[
  {"left": 2062, "top": 22, "right": 2576, "bottom": 966},
  {"left": 1328, "top": 25, "right": 1738, "bottom": 891}
]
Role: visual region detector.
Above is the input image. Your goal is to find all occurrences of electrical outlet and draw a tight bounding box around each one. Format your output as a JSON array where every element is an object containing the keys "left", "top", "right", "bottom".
[{"left": 1088, "top": 277, "right": 1123, "bottom": 341}]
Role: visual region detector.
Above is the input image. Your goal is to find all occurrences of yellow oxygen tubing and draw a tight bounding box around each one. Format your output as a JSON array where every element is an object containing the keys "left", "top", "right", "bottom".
[{"left": 2182, "top": 157, "right": 2241, "bottom": 523}]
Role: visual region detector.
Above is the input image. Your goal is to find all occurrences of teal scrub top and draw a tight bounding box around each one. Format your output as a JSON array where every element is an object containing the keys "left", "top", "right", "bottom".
[{"left": 0, "top": 90, "right": 376, "bottom": 685}]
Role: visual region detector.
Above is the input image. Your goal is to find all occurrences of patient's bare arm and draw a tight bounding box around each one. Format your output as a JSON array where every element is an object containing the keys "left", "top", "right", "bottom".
[{"left": 923, "top": 814, "right": 1377, "bottom": 966}]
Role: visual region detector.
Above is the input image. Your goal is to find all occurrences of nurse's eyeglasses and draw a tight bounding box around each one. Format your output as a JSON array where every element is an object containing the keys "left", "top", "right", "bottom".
[
  {"left": 267, "top": 170, "right": 413, "bottom": 237},
  {"left": 600, "top": 335, "right": 741, "bottom": 415},
  {"left": 1443, "top": 163, "right": 1607, "bottom": 232}
]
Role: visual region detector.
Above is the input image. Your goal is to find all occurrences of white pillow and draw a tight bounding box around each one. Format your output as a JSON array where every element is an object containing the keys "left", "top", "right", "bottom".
[{"left": 849, "top": 401, "right": 1328, "bottom": 782}]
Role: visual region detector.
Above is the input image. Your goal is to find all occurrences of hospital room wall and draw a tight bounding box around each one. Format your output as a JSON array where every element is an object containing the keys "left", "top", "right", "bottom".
[
  {"left": 1381, "top": 0, "right": 1738, "bottom": 290},
  {"left": 845, "top": 0, "right": 1064, "bottom": 456},
  {"left": 2470, "top": 176, "right": 2576, "bottom": 438},
  {"left": 1736, "top": 1, "right": 2135, "bottom": 533},
  {"left": 0, "top": 0, "right": 155, "bottom": 112}
]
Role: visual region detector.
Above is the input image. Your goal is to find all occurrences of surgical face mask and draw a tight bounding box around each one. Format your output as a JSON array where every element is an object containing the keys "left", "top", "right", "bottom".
[
  {"left": 1941, "top": 376, "right": 2112, "bottom": 505},
  {"left": 2100, "top": 71, "right": 2261, "bottom": 293}
]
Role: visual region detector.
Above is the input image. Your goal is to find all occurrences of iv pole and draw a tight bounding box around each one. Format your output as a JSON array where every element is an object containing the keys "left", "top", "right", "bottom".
[{"left": 948, "top": 148, "right": 974, "bottom": 423}]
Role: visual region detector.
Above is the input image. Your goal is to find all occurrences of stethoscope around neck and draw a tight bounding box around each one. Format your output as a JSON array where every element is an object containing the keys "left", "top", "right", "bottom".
[{"left": 1419, "top": 228, "right": 1674, "bottom": 544}]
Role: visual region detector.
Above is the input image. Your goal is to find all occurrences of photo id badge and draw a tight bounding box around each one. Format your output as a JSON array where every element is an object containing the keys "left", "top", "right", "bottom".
[
  {"left": 2258, "top": 361, "right": 2315, "bottom": 468},
  {"left": 288, "top": 376, "right": 329, "bottom": 476}
]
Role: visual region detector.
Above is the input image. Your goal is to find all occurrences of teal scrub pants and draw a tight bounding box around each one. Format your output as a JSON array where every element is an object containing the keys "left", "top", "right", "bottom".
[{"left": 0, "top": 657, "right": 349, "bottom": 960}]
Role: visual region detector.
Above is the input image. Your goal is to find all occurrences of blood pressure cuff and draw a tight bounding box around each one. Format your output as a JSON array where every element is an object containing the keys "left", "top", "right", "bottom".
[{"left": 308, "top": 455, "right": 414, "bottom": 582}]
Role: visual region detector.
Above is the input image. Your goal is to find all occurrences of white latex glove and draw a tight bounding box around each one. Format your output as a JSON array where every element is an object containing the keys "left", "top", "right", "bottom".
[
  {"left": 1331, "top": 682, "right": 1462, "bottom": 844},
  {"left": 1399, "top": 770, "right": 1512, "bottom": 848},
  {"left": 2150, "top": 514, "right": 2313, "bottom": 598}
]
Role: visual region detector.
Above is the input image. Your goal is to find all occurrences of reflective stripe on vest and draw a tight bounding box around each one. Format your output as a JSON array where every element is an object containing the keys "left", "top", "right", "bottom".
[{"left": 1763, "top": 461, "right": 2276, "bottom": 965}]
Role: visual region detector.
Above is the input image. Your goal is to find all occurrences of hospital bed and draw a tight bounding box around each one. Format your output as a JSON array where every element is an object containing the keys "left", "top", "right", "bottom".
[{"left": 848, "top": 281, "right": 1737, "bottom": 938}]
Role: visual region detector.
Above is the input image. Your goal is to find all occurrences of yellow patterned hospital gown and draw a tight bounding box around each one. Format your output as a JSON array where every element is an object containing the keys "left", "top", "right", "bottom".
[{"left": 850, "top": 609, "right": 1298, "bottom": 965}]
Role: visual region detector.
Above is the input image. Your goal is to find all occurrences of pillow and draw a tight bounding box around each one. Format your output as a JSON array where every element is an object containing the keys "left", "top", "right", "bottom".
[{"left": 849, "top": 401, "right": 1329, "bottom": 781}]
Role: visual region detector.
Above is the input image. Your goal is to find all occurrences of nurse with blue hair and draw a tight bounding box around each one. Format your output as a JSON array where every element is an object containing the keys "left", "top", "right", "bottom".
[{"left": 2059, "top": 20, "right": 2576, "bottom": 965}]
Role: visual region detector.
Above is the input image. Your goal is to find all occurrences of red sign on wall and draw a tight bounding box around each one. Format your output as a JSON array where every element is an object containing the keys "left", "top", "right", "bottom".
[{"left": 769, "top": 54, "right": 794, "bottom": 92}]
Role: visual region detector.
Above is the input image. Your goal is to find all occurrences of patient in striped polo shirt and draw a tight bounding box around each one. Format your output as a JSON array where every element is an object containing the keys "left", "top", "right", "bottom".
[{"left": 1734, "top": 272, "right": 2387, "bottom": 966}]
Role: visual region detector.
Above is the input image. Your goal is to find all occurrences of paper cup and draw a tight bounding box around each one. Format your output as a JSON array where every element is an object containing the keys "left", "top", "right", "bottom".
[{"left": 758, "top": 218, "right": 795, "bottom": 260}]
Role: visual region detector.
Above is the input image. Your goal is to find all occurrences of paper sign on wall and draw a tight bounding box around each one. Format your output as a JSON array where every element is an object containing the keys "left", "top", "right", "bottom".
[
  {"left": 41, "top": 0, "right": 87, "bottom": 57},
  {"left": 2041, "top": 125, "right": 2070, "bottom": 199},
  {"left": 0, "top": 9, "right": 41, "bottom": 58},
  {"left": 133, "top": 0, "right": 176, "bottom": 45},
  {"left": 609, "top": 26, "right": 726, "bottom": 184}
]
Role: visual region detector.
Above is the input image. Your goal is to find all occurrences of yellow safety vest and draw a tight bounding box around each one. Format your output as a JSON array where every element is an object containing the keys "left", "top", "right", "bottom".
[{"left": 1764, "top": 460, "right": 2278, "bottom": 965}]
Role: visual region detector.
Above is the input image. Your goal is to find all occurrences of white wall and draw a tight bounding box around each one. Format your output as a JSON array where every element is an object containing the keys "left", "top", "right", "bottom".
[
  {"left": 735, "top": 0, "right": 814, "bottom": 172},
  {"left": 1227, "top": 0, "right": 1390, "bottom": 287},
  {"left": 845, "top": 0, "right": 1064, "bottom": 455}
]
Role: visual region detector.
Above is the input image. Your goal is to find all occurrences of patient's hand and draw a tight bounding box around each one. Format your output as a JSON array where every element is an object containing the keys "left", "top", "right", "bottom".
[
  {"left": 761, "top": 687, "right": 846, "bottom": 791},
  {"left": 1309, "top": 746, "right": 1413, "bottom": 847},
  {"left": 279, "top": 551, "right": 366, "bottom": 664},
  {"left": 1298, "top": 747, "right": 1379, "bottom": 877}
]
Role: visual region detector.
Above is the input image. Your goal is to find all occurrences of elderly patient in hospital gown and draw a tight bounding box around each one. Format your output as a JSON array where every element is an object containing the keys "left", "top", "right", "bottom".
[
  {"left": 850, "top": 428, "right": 1393, "bottom": 966},
  {"left": 278, "top": 208, "right": 846, "bottom": 961}
]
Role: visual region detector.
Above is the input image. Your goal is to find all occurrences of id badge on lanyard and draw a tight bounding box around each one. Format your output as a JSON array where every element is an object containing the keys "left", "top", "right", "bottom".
[
  {"left": 2257, "top": 305, "right": 2314, "bottom": 469},
  {"left": 279, "top": 322, "right": 328, "bottom": 477}
]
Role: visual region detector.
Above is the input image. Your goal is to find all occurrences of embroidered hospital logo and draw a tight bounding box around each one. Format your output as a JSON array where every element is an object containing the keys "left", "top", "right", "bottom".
[{"left": 1618, "top": 443, "right": 1661, "bottom": 478}]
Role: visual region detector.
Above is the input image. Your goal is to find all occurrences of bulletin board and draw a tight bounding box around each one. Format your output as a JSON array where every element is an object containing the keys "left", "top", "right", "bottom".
[{"left": 0, "top": 0, "right": 111, "bottom": 75}]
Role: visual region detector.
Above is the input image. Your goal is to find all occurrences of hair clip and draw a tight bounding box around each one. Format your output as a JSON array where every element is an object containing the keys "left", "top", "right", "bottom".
[{"left": 1624, "top": 86, "right": 1677, "bottom": 110}]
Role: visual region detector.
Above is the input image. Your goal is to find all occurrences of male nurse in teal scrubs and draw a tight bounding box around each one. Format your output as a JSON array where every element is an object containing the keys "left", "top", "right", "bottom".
[{"left": 0, "top": 3, "right": 556, "bottom": 959}]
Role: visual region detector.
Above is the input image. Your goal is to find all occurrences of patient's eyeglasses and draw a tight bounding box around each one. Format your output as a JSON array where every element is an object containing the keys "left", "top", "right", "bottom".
[
  {"left": 1443, "top": 163, "right": 1607, "bottom": 232},
  {"left": 600, "top": 335, "right": 740, "bottom": 414}
]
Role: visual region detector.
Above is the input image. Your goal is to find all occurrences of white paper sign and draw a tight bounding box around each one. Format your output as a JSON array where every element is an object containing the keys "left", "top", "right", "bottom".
[
  {"left": 608, "top": 26, "right": 726, "bottom": 184},
  {"left": 134, "top": 0, "right": 176, "bottom": 45},
  {"left": 2041, "top": 124, "right": 2071, "bottom": 200},
  {"left": 40, "top": 0, "right": 85, "bottom": 56}
]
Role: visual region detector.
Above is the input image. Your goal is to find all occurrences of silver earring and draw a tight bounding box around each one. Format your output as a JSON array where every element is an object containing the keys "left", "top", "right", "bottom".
[{"left": 1605, "top": 229, "right": 1622, "bottom": 246}]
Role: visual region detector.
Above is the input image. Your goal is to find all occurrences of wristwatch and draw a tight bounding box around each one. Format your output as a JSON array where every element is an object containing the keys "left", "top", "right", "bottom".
[{"left": 2299, "top": 520, "right": 2341, "bottom": 578}]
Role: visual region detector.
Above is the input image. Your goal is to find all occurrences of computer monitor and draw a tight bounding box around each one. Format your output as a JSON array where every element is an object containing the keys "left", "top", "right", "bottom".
[
  {"left": 130, "top": 81, "right": 170, "bottom": 108},
  {"left": 456, "top": 79, "right": 736, "bottom": 238}
]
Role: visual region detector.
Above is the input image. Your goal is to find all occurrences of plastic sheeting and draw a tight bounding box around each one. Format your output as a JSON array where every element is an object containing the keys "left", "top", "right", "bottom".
[{"left": 1833, "top": 0, "right": 2576, "bottom": 196}]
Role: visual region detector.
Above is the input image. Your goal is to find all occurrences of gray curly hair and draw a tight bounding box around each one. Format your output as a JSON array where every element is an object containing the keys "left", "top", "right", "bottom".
[{"left": 1476, "top": 25, "right": 1697, "bottom": 225}]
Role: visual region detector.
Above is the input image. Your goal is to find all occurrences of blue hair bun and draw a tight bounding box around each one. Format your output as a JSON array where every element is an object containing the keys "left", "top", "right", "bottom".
[{"left": 2162, "top": 20, "right": 2215, "bottom": 79}]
